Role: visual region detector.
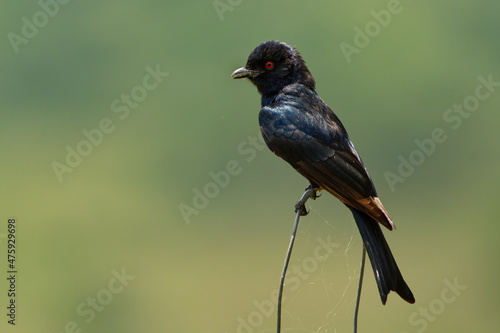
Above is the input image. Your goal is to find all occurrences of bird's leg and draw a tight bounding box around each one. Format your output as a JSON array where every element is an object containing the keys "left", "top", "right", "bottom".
[
  {"left": 294, "top": 185, "right": 321, "bottom": 216},
  {"left": 309, "top": 186, "right": 322, "bottom": 200}
]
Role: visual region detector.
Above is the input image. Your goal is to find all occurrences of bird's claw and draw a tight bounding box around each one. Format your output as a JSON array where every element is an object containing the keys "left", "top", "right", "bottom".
[
  {"left": 310, "top": 190, "right": 321, "bottom": 200},
  {"left": 294, "top": 186, "right": 321, "bottom": 216},
  {"left": 295, "top": 201, "right": 309, "bottom": 216},
  {"left": 305, "top": 185, "right": 321, "bottom": 200}
]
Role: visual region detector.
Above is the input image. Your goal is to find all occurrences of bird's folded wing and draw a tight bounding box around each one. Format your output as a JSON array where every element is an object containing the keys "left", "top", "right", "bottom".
[{"left": 259, "top": 103, "right": 394, "bottom": 230}]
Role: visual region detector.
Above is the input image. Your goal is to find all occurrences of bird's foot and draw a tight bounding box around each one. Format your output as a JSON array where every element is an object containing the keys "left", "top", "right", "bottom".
[
  {"left": 305, "top": 185, "right": 322, "bottom": 200},
  {"left": 294, "top": 201, "right": 309, "bottom": 216},
  {"left": 294, "top": 185, "right": 321, "bottom": 216},
  {"left": 310, "top": 189, "right": 321, "bottom": 200}
]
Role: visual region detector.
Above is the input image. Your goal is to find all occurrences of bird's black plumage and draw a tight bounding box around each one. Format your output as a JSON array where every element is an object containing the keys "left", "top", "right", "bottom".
[{"left": 232, "top": 40, "right": 414, "bottom": 304}]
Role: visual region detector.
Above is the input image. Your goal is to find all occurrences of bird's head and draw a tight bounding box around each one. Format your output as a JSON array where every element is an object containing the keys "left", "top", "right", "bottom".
[{"left": 231, "top": 41, "right": 315, "bottom": 98}]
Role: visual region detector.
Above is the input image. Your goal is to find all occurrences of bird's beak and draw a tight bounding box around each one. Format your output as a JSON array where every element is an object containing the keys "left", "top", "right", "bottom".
[{"left": 231, "top": 67, "right": 256, "bottom": 79}]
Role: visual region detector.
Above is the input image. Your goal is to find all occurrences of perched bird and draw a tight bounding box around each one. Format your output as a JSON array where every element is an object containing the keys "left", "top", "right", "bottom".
[{"left": 231, "top": 40, "right": 414, "bottom": 305}]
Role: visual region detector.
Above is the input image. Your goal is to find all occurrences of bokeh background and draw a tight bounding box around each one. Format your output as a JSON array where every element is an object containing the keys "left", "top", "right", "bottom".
[{"left": 1, "top": 0, "right": 499, "bottom": 332}]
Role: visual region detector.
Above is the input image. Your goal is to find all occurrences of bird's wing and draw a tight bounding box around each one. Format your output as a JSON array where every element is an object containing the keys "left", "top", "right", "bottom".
[{"left": 259, "top": 100, "right": 395, "bottom": 230}]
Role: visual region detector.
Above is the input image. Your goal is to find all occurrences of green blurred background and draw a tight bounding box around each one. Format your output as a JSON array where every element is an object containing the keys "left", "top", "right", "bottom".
[{"left": 1, "top": 0, "right": 499, "bottom": 332}]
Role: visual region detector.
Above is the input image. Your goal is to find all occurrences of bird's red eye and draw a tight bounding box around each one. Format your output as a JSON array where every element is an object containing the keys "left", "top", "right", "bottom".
[{"left": 265, "top": 61, "right": 274, "bottom": 69}]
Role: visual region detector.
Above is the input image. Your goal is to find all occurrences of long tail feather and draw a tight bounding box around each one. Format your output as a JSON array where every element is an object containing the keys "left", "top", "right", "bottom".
[{"left": 350, "top": 208, "right": 415, "bottom": 304}]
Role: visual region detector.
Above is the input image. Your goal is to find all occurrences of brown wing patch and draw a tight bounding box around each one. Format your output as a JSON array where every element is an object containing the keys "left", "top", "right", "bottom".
[{"left": 296, "top": 160, "right": 395, "bottom": 230}]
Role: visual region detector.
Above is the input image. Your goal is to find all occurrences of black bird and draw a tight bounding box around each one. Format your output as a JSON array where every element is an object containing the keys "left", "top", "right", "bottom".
[{"left": 231, "top": 40, "right": 414, "bottom": 305}]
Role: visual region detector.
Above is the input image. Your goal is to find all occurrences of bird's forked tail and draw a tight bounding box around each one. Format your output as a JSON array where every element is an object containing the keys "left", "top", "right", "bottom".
[{"left": 350, "top": 208, "right": 415, "bottom": 304}]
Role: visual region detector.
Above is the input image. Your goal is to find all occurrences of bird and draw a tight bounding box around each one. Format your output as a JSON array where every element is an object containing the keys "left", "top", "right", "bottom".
[{"left": 231, "top": 40, "right": 415, "bottom": 305}]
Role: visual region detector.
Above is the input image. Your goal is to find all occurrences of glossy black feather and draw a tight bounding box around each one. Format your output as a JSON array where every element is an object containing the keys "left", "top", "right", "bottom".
[
  {"left": 350, "top": 208, "right": 415, "bottom": 304},
  {"left": 259, "top": 84, "right": 375, "bottom": 199},
  {"left": 232, "top": 40, "right": 414, "bottom": 304}
]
